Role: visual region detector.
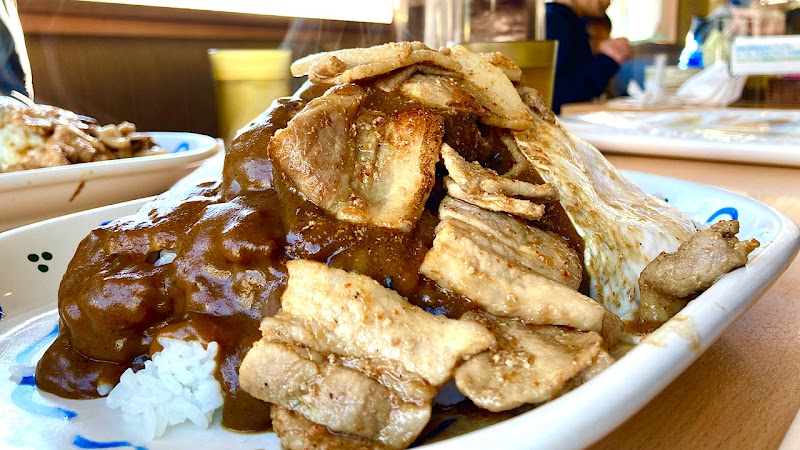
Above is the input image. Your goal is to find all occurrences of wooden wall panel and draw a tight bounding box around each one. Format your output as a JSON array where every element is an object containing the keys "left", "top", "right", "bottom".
[{"left": 25, "top": 35, "right": 284, "bottom": 137}]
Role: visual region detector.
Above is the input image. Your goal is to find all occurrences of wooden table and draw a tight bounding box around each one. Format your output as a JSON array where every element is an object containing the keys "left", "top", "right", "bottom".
[{"left": 589, "top": 154, "right": 800, "bottom": 449}]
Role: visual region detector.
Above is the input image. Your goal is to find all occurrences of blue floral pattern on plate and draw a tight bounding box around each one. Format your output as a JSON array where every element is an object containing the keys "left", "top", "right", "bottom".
[
  {"left": 9, "top": 323, "right": 150, "bottom": 449},
  {"left": 10, "top": 325, "right": 77, "bottom": 420},
  {"left": 72, "top": 436, "right": 148, "bottom": 450}
]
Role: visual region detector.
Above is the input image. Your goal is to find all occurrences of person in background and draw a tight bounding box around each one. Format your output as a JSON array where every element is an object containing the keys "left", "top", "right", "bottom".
[
  {"left": 1, "top": 0, "right": 32, "bottom": 98},
  {"left": 546, "top": 0, "right": 632, "bottom": 114},
  {"left": 584, "top": 13, "right": 612, "bottom": 55}
]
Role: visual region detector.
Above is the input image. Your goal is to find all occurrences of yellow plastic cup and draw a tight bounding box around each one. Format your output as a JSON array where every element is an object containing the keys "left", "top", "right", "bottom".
[
  {"left": 462, "top": 40, "right": 559, "bottom": 109},
  {"left": 208, "top": 49, "right": 293, "bottom": 144}
]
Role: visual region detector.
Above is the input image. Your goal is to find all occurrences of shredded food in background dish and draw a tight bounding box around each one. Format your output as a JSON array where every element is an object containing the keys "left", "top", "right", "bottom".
[
  {"left": 34, "top": 42, "right": 759, "bottom": 449},
  {"left": 0, "top": 96, "right": 164, "bottom": 173}
]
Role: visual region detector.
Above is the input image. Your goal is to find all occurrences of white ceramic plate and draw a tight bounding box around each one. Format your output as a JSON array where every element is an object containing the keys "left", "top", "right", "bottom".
[
  {"left": 1, "top": 172, "right": 798, "bottom": 450},
  {"left": 780, "top": 406, "right": 800, "bottom": 449},
  {"left": 0, "top": 132, "right": 221, "bottom": 233},
  {"left": 560, "top": 109, "right": 800, "bottom": 167}
]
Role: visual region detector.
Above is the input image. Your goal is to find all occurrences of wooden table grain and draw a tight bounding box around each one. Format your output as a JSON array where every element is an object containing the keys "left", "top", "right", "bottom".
[{"left": 589, "top": 154, "right": 800, "bottom": 449}]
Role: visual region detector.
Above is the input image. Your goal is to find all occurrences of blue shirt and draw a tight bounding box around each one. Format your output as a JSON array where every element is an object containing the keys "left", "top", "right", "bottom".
[{"left": 546, "top": 3, "right": 619, "bottom": 114}]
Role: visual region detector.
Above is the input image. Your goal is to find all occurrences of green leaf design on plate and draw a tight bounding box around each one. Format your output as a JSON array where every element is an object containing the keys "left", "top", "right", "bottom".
[{"left": 27, "top": 252, "right": 52, "bottom": 273}]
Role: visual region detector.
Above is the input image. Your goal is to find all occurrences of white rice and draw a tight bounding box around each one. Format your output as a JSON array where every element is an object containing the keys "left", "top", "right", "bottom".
[
  {"left": 153, "top": 249, "right": 178, "bottom": 267},
  {"left": 106, "top": 337, "right": 224, "bottom": 440},
  {"left": 8, "top": 364, "right": 35, "bottom": 379}
]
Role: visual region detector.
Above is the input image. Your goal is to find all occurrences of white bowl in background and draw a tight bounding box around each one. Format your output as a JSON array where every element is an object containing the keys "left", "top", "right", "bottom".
[{"left": 0, "top": 131, "right": 221, "bottom": 232}]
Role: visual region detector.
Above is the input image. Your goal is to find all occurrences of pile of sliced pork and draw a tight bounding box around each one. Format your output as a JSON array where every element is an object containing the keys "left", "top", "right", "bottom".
[{"left": 238, "top": 42, "right": 759, "bottom": 449}]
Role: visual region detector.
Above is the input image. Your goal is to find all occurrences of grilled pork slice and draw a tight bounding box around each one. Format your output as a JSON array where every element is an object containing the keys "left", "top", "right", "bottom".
[
  {"left": 399, "top": 74, "right": 484, "bottom": 115},
  {"left": 420, "top": 197, "right": 621, "bottom": 344},
  {"left": 241, "top": 341, "right": 429, "bottom": 443},
  {"left": 397, "top": 52, "right": 535, "bottom": 131},
  {"left": 440, "top": 143, "right": 558, "bottom": 221},
  {"left": 441, "top": 45, "right": 535, "bottom": 131},
  {"left": 269, "top": 84, "right": 442, "bottom": 232},
  {"left": 239, "top": 260, "right": 494, "bottom": 449},
  {"left": 637, "top": 220, "right": 760, "bottom": 325},
  {"left": 455, "top": 311, "right": 610, "bottom": 411},
  {"left": 437, "top": 197, "right": 582, "bottom": 290},
  {"left": 512, "top": 123, "right": 697, "bottom": 321},
  {"left": 271, "top": 407, "right": 390, "bottom": 450},
  {"left": 287, "top": 41, "right": 714, "bottom": 324},
  {"left": 293, "top": 42, "right": 534, "bottom": 131},
  {"left": 270, "top": 260, "right": 494, "bottom": 385},
  {"left": 291, "top": 41, "right": 461, "bottom": 86},
  {"left": 478, "top": 51, "right": 522, "bottom": 82}
]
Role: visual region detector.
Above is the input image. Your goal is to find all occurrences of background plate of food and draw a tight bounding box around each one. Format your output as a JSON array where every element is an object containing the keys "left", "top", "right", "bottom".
[
  {"left": 0, "top": 97, "right": 221, "bottom": 232},
  {"left": 0, "top": 170, "right": 797, "bottom": 450},
  {"left": 559, "top": 108, "right": 800, "bottom": 167}
]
